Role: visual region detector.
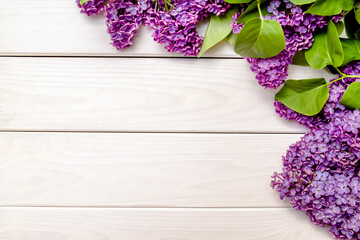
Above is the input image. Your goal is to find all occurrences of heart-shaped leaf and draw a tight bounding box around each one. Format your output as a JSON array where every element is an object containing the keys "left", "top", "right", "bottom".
[
  {"left": 275, "top": 78, "right": 329, "bottom": 116},
  {"left": 341, "top": 38, "right": 360, "bottom": 65},
  {"left": 355, "top": 8, "right": 360, "bottom": 24},
  {"left": 198, "top": 8, "right": 236, "bottom": 57},
  {"left": 234, "top": 18, "right": 285, "bottom": 58},
  {"left": 306, "top": 0, "right": 347, "bottom": 16},
  {"left": 305, "top": 21, "right": 344, "bottom": 69},
  {"left": 341, "top": 82, "right": 360, "bottom": 109},
  {"left": 343, "top": 0, "right": 355, "bottom": 11}
]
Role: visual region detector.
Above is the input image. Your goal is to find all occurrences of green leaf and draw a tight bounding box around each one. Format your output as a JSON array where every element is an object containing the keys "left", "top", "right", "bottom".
[
  {"left": 292, "top": 50, "right": 309, "bottom": 66},
  {"left": 335, "top": 21, "right": 345, "bottom": 36},
  {"left": 345, "top": 9, "right": 360, "bottom": 38},
  {"left": 198, "top": 8, "right": 236, "bottom": 57},
  {"left": 327, "top": 21, "right": 344, "bottom": 66},
  {"left": 341, "top": 82, "right": 360, "bottom": 109},
  {"left": 341, "top": 38, "right": 360, "bottom": 65},
  {"left": 343, "top": 0, "right": 354, "bottom": 11},
  {"left": 305, "top": 21, "right": 344, "bottom": 69},
  {"left": 234, "top": 18, "right": 285, "bottom": 58},
  {"left": 275, "top": 78, "right": 329, "bottom": 116},
  {"left": 237, "top": 0, "right": 269, "bottom": 23},
  {"left": 355, "top": 8, "right": 360, "bottom": 24},
  {"left": 290, "top": 0, "right": 316, "bottom": 4},
  {"left": 80, "top": 0, "right": 89, "bottom": 5},
  {"left": 227, "top": 32, "right": 238, "bottom": 47},
  {"left": 306, "top": 0, "right": 344, "bottom": 16},
  {"left": 223, "top": 0, "right": 251, "bottom": 3},
  {"left": 355, "top": 29, "right": 360, "bottom": 40}
]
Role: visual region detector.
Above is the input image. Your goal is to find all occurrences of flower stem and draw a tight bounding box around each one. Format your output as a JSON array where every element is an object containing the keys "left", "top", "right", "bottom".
[
  {"left": 327, "top": 67, "right": 360, "bottom": 85},
  {"left": 257, "top": 0, "right": 263, "bottom": 19}
]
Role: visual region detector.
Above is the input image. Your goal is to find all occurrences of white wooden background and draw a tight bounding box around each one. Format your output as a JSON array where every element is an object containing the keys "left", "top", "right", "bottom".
[{"left": 0, "top": 1, "right": 336, "bottom": 239}]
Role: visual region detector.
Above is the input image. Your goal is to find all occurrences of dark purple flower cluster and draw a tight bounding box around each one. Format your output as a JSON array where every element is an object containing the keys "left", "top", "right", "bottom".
[
  {"left": 144, "top": 0, "right": 229, "bottom": 55},
  {"left": 231, "top": 0, "right": 327, "bottom": 88},
  {"left": 105, "top": 0, "right": 149, "bottom": 49},
  {"left": 272, "top": 62, "right": 360, "bottom": 239},
  {"left": 76, "top": 0, "right": 105, "bottom": 16},
  {"left": 78, "top": 0, "right": 229, "bottom": 55}
]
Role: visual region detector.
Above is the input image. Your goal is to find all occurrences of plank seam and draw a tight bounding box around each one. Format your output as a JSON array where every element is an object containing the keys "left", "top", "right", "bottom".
[
  {"left": 0, "top": 55, "right": 244, "bottom": 60},
  {"left": 0, "top": 130, "right": 307, "bottom": 134}
]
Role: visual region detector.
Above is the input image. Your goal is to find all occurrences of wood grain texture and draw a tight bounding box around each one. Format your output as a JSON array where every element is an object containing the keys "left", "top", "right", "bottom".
[
  {"left": 0, "top": 57, "right": 333, "bottom": 132},
  {"left": 0, "top": 207, "right": 332, "bottom": 240},
  {"left": 0, "top": 132, "right": 302, "bottom": 207},
  {"left": 0, "top": 0, "right": 235, "bottom": 57}
]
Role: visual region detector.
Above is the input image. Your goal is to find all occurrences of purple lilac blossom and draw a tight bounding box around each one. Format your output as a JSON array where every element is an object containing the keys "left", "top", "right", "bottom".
[
  {"left": 104, "top": 0, "right": 229, "bottom": 55},
  {"left": 76, "top": 0, "right": 105, "bottom": 16},
  {"left": 272, "top": 62, "right": 360, "bottom": 240},
  {"left": 144, "top": 0, "right": 230, "bottom": 55},
  {"left": 105, "top": 0, "right": 147, "bottom": 49},
  {"left": 78, "top": 0, "right": 229, "bottom": 55}
]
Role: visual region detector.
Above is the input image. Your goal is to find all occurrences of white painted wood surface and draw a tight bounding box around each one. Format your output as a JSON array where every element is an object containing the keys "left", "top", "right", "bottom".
[
  {"left": 0, "top": 132, "right": 302, "bottom": 207},
  {"left": 0, "top": 208, "right": 331, "bottom": 240},
  {"left": 0, "top": 1, "right": 334, "bottom": 239},
  {"left": 0, "top": 58, "right": 332, "bottom": 132}
]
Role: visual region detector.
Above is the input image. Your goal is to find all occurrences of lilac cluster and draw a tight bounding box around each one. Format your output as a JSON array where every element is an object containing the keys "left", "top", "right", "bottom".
[
  {"left": 76, "top": 0, "right": 105, "bottom": 16},
  {"left": 231, "top": 0, "right": 327, "bottom": 88},
  {"left": 78, "top": 0, "right": 229, "bottom": 55},
  {"left": 144, "top": 0, "right": 229, "bottom": 55},
  {"left": 105, "top": 0, "right": 149, "bottom": 49},
  {"left": 272, "top": 62, "right": 360, "bottom": 239}
]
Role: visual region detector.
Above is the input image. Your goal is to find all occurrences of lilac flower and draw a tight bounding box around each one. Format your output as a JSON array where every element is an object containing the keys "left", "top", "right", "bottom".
[
  {"left": 144, "top": 0, "right": 229, "bottom": 56},
  {"left": 272, "top": 62, "right": 360, "bottom": 240},
  {"left": 76, "top": 0, "right": 105, "bottom": 16}
]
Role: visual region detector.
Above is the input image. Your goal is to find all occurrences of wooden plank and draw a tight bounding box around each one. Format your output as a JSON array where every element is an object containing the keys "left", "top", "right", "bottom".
[
  {"left": 0, "top": 58, "right": 332, "bottom": 132},
  {"left": 0, "top": 132, "right": 301, "bottom": 207},
  {"left": 0, "top": 207, "right": 331, "bottom": 240},
  {"left": 0, "top": 0, "right": 235, "bottom": 57}
]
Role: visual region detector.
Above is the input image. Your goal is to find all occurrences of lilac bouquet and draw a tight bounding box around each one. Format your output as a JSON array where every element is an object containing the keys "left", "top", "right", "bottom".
[{"left": 77, "top": 0, "right": 360, "bottom": 238}]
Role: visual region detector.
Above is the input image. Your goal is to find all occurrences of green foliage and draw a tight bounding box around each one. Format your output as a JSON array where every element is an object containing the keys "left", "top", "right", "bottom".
[
  {"left": 223, "top": 0, "right": 251, "bottom": 3},
  {"left": 290, "top": 0, "right": 315, "bottom": 4},
  {"left": 335, "top": 21, "right": 345, "bottom": 36},
  {"left": 80, "top": 0, "right": 89, "bottom": 5},
  {"left": 355, "top": 8, "right": 360, "bottom": 24},
  {"left": 198, "top": 9, "right": 236, "bottom": 57},
  {"left": 237, "top": 0, "right": 270, "bottom": 23},
  {"left": 234, "top": 18, "right": 285, "bottom": 58},
  {"left": 292, "top": 50, "right": 309, "bottom": 66},
  {"left": 199, "top": 0, "right": 360, "bottom": 114},
  {"left": 341, "top": 82, "right": 360, "bottom": 109},
  {"left": 275, "top": 78, "right": 329, "bottom": 116},
  {"left": 345, "top": 9, "right": 360, "bottom": 39},
  {"left": 305, "top": 21, "right": 344, "bottom": 69},
  {"left": 343, "top": 0, "right": 355, "bottom": 11},
  {"left": 227, "top": 32, "right": 237, "bottom": 47},
  {"left": 306, "top": 0, "right": 354, "bottom": 16},
  {"left": 341, "top": 38, "right": 360, "bottom": 65}
]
